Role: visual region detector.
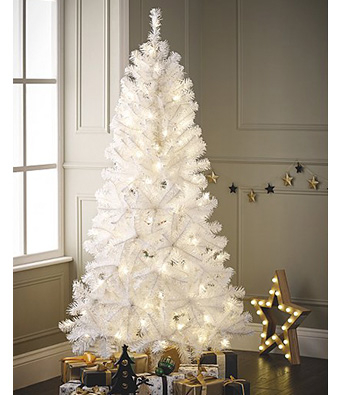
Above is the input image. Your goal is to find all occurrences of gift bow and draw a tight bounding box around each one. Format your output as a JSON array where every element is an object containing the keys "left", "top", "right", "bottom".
[
  {"left": 183, "top": 372, "right": 218, "bottom": 395},
  {"left": 62, "top": 352, "right": 98, "bottom": 365},
  {"left": 224, "top": 376, "right": 247, "bottom": 395}
]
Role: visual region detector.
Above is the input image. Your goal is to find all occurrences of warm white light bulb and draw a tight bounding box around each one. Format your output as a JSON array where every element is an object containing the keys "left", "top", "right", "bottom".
[
  {"left": 173, "top": 95, "right": 180, "bottom": 101},
  {"left": 269, "top": 290, "right": 274, "bottom": 295},
  {"left": 284, "top": 339, "right": 288, "bottom": 345},
  {"left": 278, "top": 344, "right": 284, "bottom": 349},
  {"left": 258, "top": 301, "right": 264, "bottom": 306},
  {"left": 259, "top": 345, "right": 264, "bottom": 350},
  {"left": 261, "top": 333, "right": 266, "bottom": 338},
  {"left": 221, "top": 339, "right": 229, "bottom": 348},
  {"left": 272, "top": 335, "right": 277, "bottom": 340},
  {"left": 262, "top": 320, "right": 267, "bottom": 325},
  {"left": 275, "top": 291, "right": 280, "bottom": 296},
  {"left": 288, "top": 318, "right": 293, "bottom": 323},
  {"left": 251, "top": 300, "right": 257, "bottom": 305},
  {"left": 256, "top": 310, "right": 261, "bottom": 315},
  {"left": 155, "top": 161, "right": 163, "bottom": 171},
  {"left": 281, "top": 325, "right": 287, "bottom": 330},
  {"left": 266, "top": 302, "right": 271, "bottom": 307},
  {"left": 285, "top": 353, "right": 290, "bottom": 359},
  {"left": 272, "top": 277, "right": 277, "bottom": 283},
  {"left": 286, "top": 307, "right": 291, "bottom": 313},
  {"left": 177, "top": 323, "right": 184, "bottom": 330},
  {"left": 265, "top": 340, "right": 270, "bottom": 345},
  {"left": 278, "top": 305, "right": 283, "bottom": 310},
  {"left": 294, "top": 311, "right": 299, "bottom": 316}
]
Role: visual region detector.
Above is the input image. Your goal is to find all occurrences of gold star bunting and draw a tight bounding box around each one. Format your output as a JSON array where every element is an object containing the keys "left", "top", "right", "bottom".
[
  {"left": 247, "top": 190, "right": 256, "bottom": 203},
  {"left": 206, "top": 171, "right": 219, "bottom": 184},
  {"left": 251, "top": 269, "right": 311, "bottom": 365},
  {"left": 282, "top": 173, "right": 294, "bottom": 186},
  {"left": 308, "top": 175, "right": 319, "bottom": 190}
]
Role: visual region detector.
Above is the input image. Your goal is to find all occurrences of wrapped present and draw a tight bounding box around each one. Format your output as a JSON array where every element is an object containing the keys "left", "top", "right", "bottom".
[
  {"left": 71, "top": 385, "right": 110, "bottom": 395},
  {"left": 137, "top": 372, "right": 185, "bottom": 395},
  {"left": 200, "top": 351, "right": 237, "bottom": 379},
  {"left": 61, "top": 352, "right": 114, "bottom": 383},
  {"left": 59, "top": 380, "right": 110, "bottom": 395},
  {"left": 80, "top": 365, "right": 115, "bottom": 387},
  {"left": 223, "top": 376, "right": 250, "bottom": 395},
  {"left": 111, "top": 351, "right": 149, "bottom": 374},
  {"left": 60, "top": 380, "right": 82, "bottom": 395},
  {"left": 173, "top": 374, "right": 224, "bottom": 395},
  {"left": 178, "top": 364, "right": 219, "bottom": 379}
]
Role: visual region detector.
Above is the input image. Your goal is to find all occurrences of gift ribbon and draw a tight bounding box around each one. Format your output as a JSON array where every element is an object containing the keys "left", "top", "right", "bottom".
[
  {"left": 201, "top": 351, "right": 226, "bottom": 379},
  {"left": 224, "top": 376, "right": 247, "bottom": 395},
  {"left": 162, "top": 375, "right": 168, "bottom": 395}
]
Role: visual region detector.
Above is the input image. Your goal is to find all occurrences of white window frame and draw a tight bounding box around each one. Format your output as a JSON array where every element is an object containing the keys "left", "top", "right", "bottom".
[{"left": 13, "top": 0, "right": 64, "bottom": 266}]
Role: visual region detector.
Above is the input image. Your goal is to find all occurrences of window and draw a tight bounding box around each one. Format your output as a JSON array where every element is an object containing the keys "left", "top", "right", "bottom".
[{"left": 13, "top": 0, "right": 63, "bottom": 265}]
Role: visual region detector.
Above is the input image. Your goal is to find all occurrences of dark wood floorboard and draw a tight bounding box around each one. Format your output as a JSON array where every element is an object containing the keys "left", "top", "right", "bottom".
[{"left": 13, "top": 351, "right": 328, "bottom": 394}]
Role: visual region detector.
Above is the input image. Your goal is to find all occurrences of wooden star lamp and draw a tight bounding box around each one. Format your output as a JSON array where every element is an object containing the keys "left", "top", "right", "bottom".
[{"left": 251, "top": 269, "right": 311, "bottom": 365}]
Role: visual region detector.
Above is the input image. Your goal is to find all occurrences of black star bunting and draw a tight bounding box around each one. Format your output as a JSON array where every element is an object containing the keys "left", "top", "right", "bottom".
[
  {"left": 229, "top": 183, "right": 238, "bottom": 193},
  {"left": 295, "top": 162, "right": 304, "bottom": 173},
  {"left": 265, "top": 183, "right": 275, "bottom": 194}
]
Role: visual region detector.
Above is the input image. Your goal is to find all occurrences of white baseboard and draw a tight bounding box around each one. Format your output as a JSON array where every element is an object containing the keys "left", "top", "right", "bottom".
[
  {"left": 13, "top": 325, "right": 327, "bottom": 390},
  {"left": 13, "top": 341, "right": 72, "bottom": 390},
  {"left": 230, "top": 323, "right": 328, "bottom": 360}
]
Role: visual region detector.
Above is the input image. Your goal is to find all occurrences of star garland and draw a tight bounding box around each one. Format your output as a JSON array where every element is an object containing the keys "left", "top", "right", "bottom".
[{"left": 206, "top": 161, "right": 327, "bottom": 203}]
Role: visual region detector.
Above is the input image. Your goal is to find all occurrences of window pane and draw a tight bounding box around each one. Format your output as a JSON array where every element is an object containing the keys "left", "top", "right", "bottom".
[
  {"left": 13, "top": 0, "right": 23, "bottom": 78},
  {"left": 14, "top": 172, "right": 24, "bottom": 257},
  {"left": 26, "top": 84, "right": 57, "bottom": 165},
  {"left": 27, "top": 169, "right": 58, "bottom": 254},
  {"left": 26, "top": 0, "right": 57, "bottom": 78},
  {"left": 13, "top": 84, "right": 24, "bottom": 167}
]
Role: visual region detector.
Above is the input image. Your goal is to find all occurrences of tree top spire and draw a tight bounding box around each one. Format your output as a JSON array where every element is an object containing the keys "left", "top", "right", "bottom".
[{"left": 149, "top": 8, "right": 162, "bottom": 41}]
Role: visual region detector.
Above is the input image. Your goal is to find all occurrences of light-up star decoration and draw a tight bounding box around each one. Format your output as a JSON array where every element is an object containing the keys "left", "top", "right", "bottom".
[{"left": 251, "top": 269, "right": 311, "bottom": 365}]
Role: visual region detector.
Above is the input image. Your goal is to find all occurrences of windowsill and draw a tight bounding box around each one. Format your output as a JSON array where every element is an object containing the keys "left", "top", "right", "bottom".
[{"left": 13, "top": 256, "right": 73, "bottom": 273}]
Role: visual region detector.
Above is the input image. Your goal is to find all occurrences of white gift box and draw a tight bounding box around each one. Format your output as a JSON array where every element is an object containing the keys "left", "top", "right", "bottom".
[
  {"left": 137, "top": 372, "right": 185, "bottom": 395},
  {"left": 178, "top": 364, "right": 219, "bottom": 379},
  {"left": 59, "top": 380, "right": 110, "bottom": 395}
]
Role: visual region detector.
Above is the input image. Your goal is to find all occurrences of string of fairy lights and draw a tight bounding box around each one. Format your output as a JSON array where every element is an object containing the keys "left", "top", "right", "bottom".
[{"left": 206, "top": 161, "right": 328, "bottom": 202}]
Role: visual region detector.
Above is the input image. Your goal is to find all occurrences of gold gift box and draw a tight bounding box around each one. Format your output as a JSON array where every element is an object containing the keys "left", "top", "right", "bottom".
[{"left": 61, "top": 352, "right": 114, "bottom": 383}]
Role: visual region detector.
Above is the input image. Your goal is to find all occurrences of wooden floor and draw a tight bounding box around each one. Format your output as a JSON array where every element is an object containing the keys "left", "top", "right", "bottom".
[{"left": 13, "top": 350, "right": 328, "bottom": 395}]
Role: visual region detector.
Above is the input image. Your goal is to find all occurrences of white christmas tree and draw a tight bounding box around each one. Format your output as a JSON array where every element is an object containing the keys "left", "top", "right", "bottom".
[{"left": 60, "top": 8, "right": 251, "bottom": 361}]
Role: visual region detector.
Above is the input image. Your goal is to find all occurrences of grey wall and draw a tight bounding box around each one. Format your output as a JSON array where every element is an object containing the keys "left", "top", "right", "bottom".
[
  {"left": 13, "top": 262, "right": 71, "bottom": 355},
  {"left": 129, "top": 0, "right": 328, "bottom": 330}
]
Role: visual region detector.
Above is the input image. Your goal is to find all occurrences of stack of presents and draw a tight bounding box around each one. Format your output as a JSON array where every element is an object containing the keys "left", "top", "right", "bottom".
[{"left": 60, "top": 349, "right": 250, "bottom": 395}]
